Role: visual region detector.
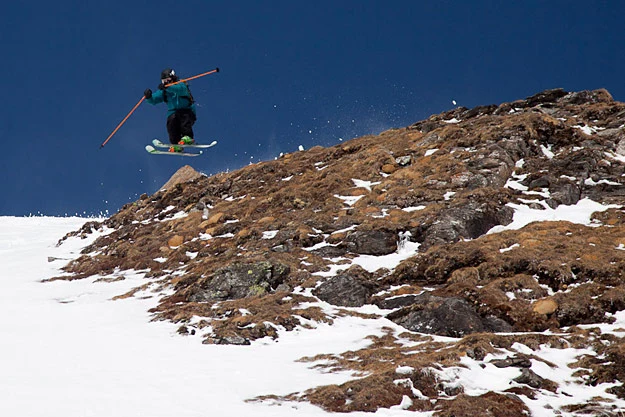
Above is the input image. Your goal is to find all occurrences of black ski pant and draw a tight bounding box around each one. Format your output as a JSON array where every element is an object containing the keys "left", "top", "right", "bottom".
[{"left": 167, "top": 108, "right": 196, "bottom": 144}]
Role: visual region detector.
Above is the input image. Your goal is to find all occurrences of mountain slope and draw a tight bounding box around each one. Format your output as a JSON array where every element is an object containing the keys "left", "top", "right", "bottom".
[{"left": 57, "top": 88, "right": 625, "bottom": 415}]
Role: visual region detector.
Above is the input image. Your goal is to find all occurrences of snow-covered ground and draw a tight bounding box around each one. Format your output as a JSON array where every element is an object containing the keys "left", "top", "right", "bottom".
[
  {"left": 1, "top": 196, "right": 624, "bottom": 416},
  {"left": 0, "top": 217, "right": 419, "bottom": 417}
]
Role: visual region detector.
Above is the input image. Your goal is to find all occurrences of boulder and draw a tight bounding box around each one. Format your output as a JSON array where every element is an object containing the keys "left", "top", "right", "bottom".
[
  {"left": 388, "top": 293, "right": 513, "bottom": 337},
  {"left": 533, "top": 298, "right": 558, "bottom": 315},
  {"left": 313, "top": 274, "right": 375, "bottom": 307},
  {"left": 189, "top": 261, "right": 290, "bottom": 302},
  {"left": 160, "top": 165, "right": 202, "bottom": 191},
  {"left": 343, "top": 230, "right": 397, "bottom": 256},
  {"left": 167, "top": 235, "right": 184, "bottom": 248}
]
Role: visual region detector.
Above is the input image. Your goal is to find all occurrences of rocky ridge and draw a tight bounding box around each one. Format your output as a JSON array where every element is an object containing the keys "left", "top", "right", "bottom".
[{"left": 56, "top": 88, "right": 625, "bottom": 415}]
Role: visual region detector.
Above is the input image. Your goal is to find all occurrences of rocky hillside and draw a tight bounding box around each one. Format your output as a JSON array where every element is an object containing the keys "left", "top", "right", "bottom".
[{"left": 57, "top": 88, "right": 625, "bottom": 416}]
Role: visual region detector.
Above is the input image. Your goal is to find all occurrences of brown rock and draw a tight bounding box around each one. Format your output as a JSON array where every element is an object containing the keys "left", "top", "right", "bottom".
[
  {"left": 533, "top": 298, "right": 558, "bottom": 315},
  {"left": 205, "top": 212, "right": 225, "bottom": 226},
  {"left": 381, "top": 164, "right": 397, "bottom": 174},
  {"left": 168, "top": 235, "right": 184, "bottom": 248},
  {"left": 160, "top": 165, "right": 202, "bottom": 191},
  {"left": 257, "top": 216, "right": 275, "bottom": 224},
  {"left": 363, "top": 206, "right": 381, "bottom": 215},
  {"left": 237, "top": 228, "right": 252, "bottom": 239}
]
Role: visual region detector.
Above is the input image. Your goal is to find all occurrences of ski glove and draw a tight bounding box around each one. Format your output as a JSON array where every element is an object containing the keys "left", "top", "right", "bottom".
[{"left": 144, "top": 89, "right": 152, "bottom": 99}]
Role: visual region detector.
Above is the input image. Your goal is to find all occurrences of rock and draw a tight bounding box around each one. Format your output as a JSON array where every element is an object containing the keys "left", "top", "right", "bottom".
[
  {"left": 490, "top": 356, "right": 533, "bottom": 368},
  {"left": 466, "top": 347, "right": 486, "bottom": 361},
  {"left": 549, "top": 180, "right": 581, "bottom": 206},
  {"left": 617, "top": 138, "right": 625, "bottom": 156},
  {"left": 257, "top": 216, "right": 275, "bottom": 224},
  {"left": 203, "top": 212, "right": 225, "bottom": 227},
  {"left": 418, "top": 202, "right": 514, "bottom": 249},
  {"left": 395, "top": 155, "right": 412, "bottom": 166},
  {"left": 523, "top": 88, "right": 568, "bottom": 107},
  {"left": 271, "top": 244, "right": 290, "bottom": 253},
  {"left": 528, "top": 175, "right": 551, "bottom": 190},
  {"left": 189, "top": 261, "right": 290, "bottom": 302},
  {"left": 559, "top": 89, "right": 613, "bottom": 105},
  {"left": 513, "top": 368, "right": 546, "bottom": 389},
  {"left": 381, "top": 164, "right": 397, "bottom": 174},
  {"left": 533, "top": 298, "right": 558, "bottom": 315},
  {"left": 160, "top": 165, "right": 202, "bottom": 191},
  {"left": 168, "top": 235, "right": 184, "bottom": 248},
  {"left": 343, "top": 230, "right": 397, "bottom": 256},
  {"left": 374, "top": 294, "right": 420, "bottom": 310},
  {"left": 313, "top": 274, "right": 375, "bottom": 307},
  {"left": 203, "top": 335, "right": 251, "bottom": 345},
  {"left": 311, "top": 245, "right": 348, "bottom": 258},
  {"left": 387, "top": 294, "right": 513, "bottom": 338}
]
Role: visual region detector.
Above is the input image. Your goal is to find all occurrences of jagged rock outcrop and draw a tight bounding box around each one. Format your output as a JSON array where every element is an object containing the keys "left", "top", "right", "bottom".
[
  {"left": 160, "top": 164, "right": 203, "bottom": 190},
  {"left": 56, "top": 88, "right": 625, "bottom": 415}
]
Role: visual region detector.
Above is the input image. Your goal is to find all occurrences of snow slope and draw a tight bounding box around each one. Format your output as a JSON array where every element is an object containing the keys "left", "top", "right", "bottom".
[
  {"left": 2, "top": 202, "right": 625, "bottom": 416},
  {"left": 0, "top": 217, "right": 416, "bottom": 417}
]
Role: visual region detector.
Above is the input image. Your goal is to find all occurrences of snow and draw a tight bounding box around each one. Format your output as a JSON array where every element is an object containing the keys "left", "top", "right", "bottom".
[
  {"left": 0, "top": 216, "right": 423, "bottom": 417},
  {"left": 351, "top": 238, "right": 420, "bottom": 273},
  {"left": 499, "top": 243, "right": 520, "bottom": 253},
  {"left": 540, "top": 144, "right": 555, "bottom": 159},
  {"left": 334, "top": 194, "right": 365, "bottom": 206},
  {"left": 352, "top": 178, "right": 381, "bottom": 191},
  {"left": 402, "top": 206, "right": 426, "bottom": 212},
  {"left": 3, "top": 208, "right": 625, "bottom": 415},
  {"left": 487, "top": 198, "right": 620, "bottom": 234},
  {"left": 606, "top": 150, "right": 625, "bottom": 163},
  {"left": 584, "top": 177, "right": 621, "bottom": 186},
  {"left": 262, "top": 230, "right": 279, "bottom": 239},
  {"left": 573, "top": 124, "right": 604, "bottom": 135}
]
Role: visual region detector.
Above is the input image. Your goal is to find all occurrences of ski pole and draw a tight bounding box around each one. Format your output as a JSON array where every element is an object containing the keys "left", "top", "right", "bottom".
[
  {"left": 164, "top": 67, "right": 220, "bottom": 87},
  {"left": 99, "top": 96, "right": 145, "bottom": 149}
]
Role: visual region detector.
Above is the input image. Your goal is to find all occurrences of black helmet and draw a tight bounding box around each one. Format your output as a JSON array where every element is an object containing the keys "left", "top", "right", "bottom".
[{"left": 160, "top": 68, "right": 178, "bottom": 82}]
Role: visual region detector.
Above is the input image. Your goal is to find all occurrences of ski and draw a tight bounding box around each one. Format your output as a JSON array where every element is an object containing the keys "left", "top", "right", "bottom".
[
  {"left": 152, "top": 139, "right": 218, "bottom": 149},
  {"left": 145, "top": 145, "right": 202, "bottom": 157}
]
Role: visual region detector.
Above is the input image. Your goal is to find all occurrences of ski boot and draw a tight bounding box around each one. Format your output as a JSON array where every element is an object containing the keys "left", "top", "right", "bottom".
[
  {"left": 178, "top": 136, "right": 195, "bottom": 145},
  {"left": 168, "top": 145, "right": 184, "bottom": 153}
]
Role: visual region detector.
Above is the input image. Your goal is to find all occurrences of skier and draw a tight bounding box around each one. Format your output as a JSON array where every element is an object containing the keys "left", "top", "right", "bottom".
[{"left": 144, "top": 68, "right": 196, "bottom": 153}]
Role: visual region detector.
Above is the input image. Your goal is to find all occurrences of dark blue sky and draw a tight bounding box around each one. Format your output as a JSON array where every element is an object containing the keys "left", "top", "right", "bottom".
[{"left": 2, "top": 1, "right": 624, "bottom": 216}]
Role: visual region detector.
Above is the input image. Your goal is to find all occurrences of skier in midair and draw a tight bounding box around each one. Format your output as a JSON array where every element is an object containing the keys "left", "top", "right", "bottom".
[{"left": 144, "top": 68, "right": 196, "bottom": 152}]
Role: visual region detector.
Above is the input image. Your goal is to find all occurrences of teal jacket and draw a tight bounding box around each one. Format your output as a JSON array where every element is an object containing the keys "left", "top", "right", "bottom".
[{"left": 146, "top": 83, "right": 196, "bottom": 117}]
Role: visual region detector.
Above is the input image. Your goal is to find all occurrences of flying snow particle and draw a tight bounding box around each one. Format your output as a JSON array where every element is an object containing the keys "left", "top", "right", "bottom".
[
  {"left": 298, "top": 145, "right": 305, "bottom": 151},
  {"left": 452, "top": 100, "right": 457, "bottom": 105}
]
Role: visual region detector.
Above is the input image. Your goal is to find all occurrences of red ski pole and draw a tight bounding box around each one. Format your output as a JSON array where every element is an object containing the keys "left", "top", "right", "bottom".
[
  {"left": 164, "top": 67, "right": 220, "bottom": 87},
  {"left": 100, "top": 97, "right": 145, "bottom": 148},
  {"left": 99, "top": 67, "right": 220, "bottom": 149}
]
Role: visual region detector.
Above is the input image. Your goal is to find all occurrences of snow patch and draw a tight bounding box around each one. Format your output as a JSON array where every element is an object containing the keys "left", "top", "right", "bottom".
[{"left": 488, "top": 198, "right": 620, "bottom": 234}]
